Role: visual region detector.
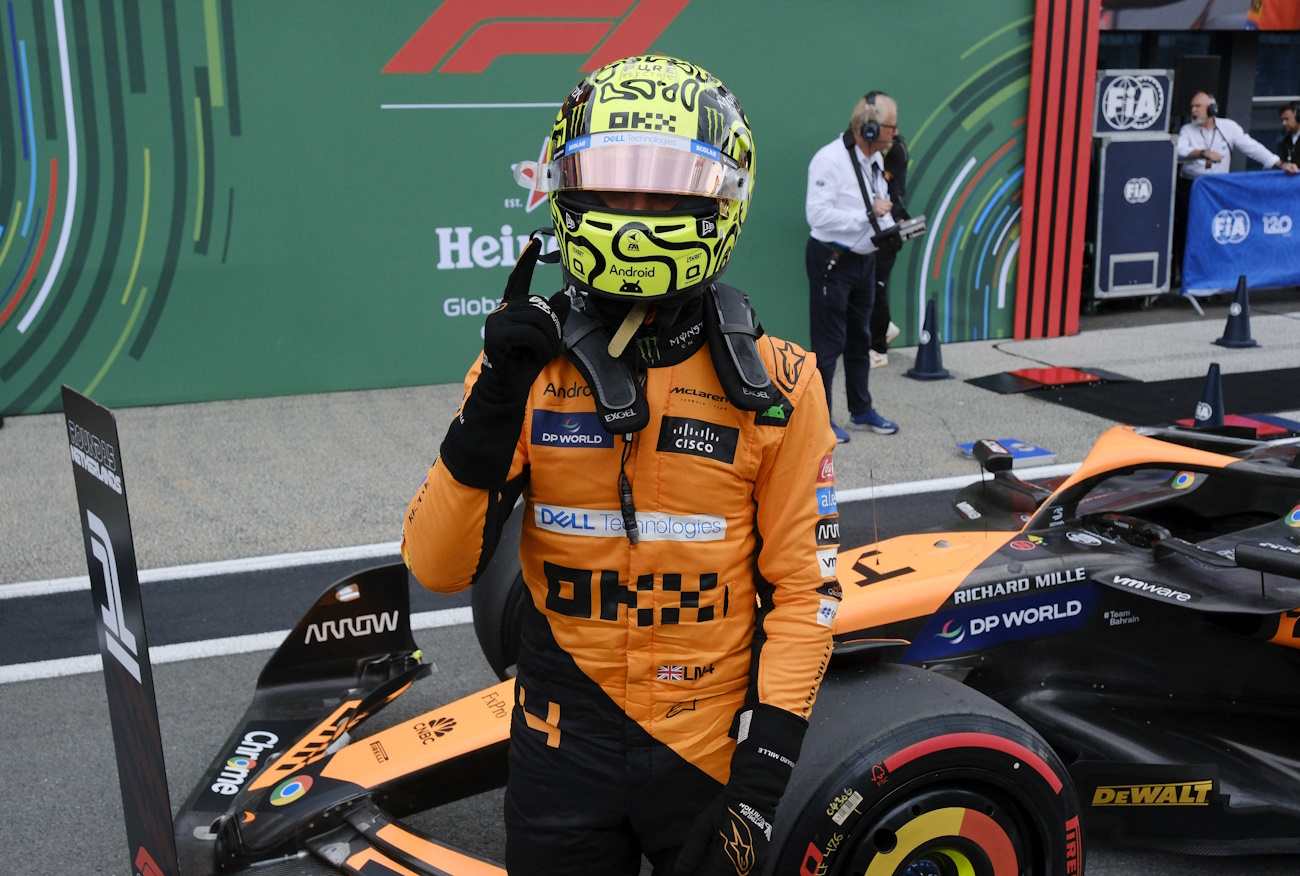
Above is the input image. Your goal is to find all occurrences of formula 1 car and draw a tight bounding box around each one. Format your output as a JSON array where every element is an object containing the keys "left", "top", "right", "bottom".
[
  {"left": 472, "top": 423, "right": 1300, "bottom": 872},
  {"left": 70, "top": 375, "right": 1300, "bottom": 876}
]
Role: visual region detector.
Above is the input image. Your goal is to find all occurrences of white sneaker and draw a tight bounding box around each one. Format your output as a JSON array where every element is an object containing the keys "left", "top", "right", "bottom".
[
  {"left": 868, "top": 349, "right": 888, "bottom": 369},
  {"left": 884, "top": 321, "right": 901, "bottom": 344}
]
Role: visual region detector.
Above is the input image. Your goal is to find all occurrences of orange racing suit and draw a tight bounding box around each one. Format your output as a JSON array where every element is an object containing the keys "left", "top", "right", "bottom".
[{"left": 402, "top": 330, "right": 838, "bottom": 870}]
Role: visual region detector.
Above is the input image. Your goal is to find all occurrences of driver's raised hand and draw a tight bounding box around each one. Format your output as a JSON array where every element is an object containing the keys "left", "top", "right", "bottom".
[
  {"left": 481, "top": 237, "right": 569, "bottom": 398},
  {"left": 439, "top": 238, "right": 570, "bottom": 490}
]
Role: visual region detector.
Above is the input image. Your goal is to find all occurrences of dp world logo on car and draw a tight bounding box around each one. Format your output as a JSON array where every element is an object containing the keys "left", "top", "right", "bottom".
[{"left": 1212, "top": 210, "right": 1250, "bottom": 245}]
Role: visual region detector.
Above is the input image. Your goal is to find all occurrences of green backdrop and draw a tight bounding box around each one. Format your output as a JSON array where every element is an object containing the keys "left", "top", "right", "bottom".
[{"left": 0, "top": 0, "right": 1033, "bottom": 415}]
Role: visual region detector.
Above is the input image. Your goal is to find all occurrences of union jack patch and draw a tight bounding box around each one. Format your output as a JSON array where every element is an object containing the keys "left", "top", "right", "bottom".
[{"left": 658, "top": 665, "right": 685, "bottom": 680}]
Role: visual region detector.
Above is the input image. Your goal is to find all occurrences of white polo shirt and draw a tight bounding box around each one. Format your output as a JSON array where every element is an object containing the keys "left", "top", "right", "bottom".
[
  {"left": 1177, "top": 117, "right": 1282, "bottom": 179},
  {"left": 806, "top": 135, "right": 896, "bottom": 255}
]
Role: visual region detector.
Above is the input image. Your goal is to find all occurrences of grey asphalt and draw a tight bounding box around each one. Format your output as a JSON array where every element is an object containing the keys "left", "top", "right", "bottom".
[
  {"left": 2, "top": 289, "right": 1299, "bottom": 874},
  {"left": 4, "top": 290, "right": 1299, "bottom": 588}
]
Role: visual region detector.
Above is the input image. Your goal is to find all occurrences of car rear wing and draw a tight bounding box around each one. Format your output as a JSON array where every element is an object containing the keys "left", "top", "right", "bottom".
[
  {"left": 63, "top": 386, "right": 182, "bottom": 876},
  {"left": 66, "top": 387, "right": 512, "bottom": 876}
]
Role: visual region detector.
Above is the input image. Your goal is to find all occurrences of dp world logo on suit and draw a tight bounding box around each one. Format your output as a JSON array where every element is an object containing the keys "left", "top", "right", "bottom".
[{"left": 1212, "top": 210, "right": 1250, "bottom": 245}]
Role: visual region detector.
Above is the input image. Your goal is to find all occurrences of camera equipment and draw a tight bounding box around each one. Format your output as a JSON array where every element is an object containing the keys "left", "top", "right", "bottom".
[{"left": 871, "top": 214, "right": 928, "bottom": 250}]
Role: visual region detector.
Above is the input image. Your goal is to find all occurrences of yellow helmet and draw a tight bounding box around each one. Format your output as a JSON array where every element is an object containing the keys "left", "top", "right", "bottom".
[{"left": 513, "top": 55, "right": 755, "bottom": 305}]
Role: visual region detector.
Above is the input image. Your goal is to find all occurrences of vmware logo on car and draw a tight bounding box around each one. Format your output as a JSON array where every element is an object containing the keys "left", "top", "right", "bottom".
[{"left": 904, "top": 585, "right": 1099, "bottom": 662}]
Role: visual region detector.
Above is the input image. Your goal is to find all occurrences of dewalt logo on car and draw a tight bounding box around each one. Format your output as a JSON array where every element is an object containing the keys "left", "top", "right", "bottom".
[{"left": 1092, "top": 780, "right": 1213, "bottom": 806}]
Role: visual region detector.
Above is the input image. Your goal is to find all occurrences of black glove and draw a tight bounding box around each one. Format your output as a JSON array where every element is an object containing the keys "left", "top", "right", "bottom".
[
  {"left": 440, "top": 238, "right": 569, "bottom": 489},
  {"left": 675, "top": 704, "right": 807, "bottom": 876}
]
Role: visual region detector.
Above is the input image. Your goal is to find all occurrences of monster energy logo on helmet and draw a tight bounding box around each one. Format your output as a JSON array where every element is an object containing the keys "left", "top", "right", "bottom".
[
  {"left": 637, "top": 335, "right": 660, "bottom": 364},
  {"left": 702, "top": 107, "right": 725, "bottom": 147}
]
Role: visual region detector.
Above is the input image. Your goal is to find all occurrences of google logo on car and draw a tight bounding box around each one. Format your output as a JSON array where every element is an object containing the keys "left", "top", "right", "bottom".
[{"left": 270, "top": 775, "right": 313, "bottom": 807}]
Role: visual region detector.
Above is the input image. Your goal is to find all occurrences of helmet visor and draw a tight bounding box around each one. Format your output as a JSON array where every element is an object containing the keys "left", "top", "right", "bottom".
[{"left": 514, "top": 131, "right": 751, "bottom": 202}]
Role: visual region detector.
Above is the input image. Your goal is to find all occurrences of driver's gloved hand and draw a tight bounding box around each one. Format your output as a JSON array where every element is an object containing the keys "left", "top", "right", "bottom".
[
  {"left": 439, "top": 238, "right": 569, "bottom": 489},
  {"left": 675, "top": 704, "right": 807, "bottom": 876}
]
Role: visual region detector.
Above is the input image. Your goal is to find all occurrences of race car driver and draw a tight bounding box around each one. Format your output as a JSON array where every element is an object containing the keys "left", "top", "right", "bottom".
[{"left": 402, "top": 55, "right": 839, "bottom": 876}]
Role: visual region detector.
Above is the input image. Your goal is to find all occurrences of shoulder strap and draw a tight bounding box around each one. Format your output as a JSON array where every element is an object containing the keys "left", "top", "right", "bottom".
[
  {"left": 842, "top": 133, "right": 884, "bottom": 236},
  {"left": 704, "top": 284, "right": 788, "bottom": 412},
  {"left": 560, "top": 296, "right": 651, "bottom": 434}
]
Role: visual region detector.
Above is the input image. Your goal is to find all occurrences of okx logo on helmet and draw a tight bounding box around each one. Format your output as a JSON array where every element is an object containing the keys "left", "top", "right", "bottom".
[{"left": 512, "top": 55, "right": 755, "bottom": 305}]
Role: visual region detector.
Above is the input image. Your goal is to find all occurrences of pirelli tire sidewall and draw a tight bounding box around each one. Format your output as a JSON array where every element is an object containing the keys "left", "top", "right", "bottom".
[{"left": 768, "top": 663, "right": 1082, "bottom": 876}]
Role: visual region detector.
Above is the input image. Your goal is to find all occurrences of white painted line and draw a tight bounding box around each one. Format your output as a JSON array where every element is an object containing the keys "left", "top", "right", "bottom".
[
  {"left": 997, "top": 236, "right": 1021, "bottom": 311},
  {"left": 17, "top": 0, "right": 78, "bottom": 333},
  {"left": 1, "top": 541, "right": 401, "bottom": 601},
  {"left": 918, "top": 155, "right": 977, "bottom": 329},
  {"left": 5, "top": 466, "right": 1084, "bottom": 601},
  {"left": 2, "top": 463, "right": 1088, "bottom": 683},
  {"left": 838, "top": 462, "right": 1080, "bottom": 504},
  {"left": 0, "top": 606, "right": 472, "bottom": 684}
]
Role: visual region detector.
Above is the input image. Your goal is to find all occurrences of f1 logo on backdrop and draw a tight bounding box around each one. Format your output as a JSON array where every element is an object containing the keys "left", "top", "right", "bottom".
[
  {"left": 88, "top": 509, "right": 143, "bottom": 684},
  {"left": 384, "top": 0, "right": 692, "bottom": 74}
]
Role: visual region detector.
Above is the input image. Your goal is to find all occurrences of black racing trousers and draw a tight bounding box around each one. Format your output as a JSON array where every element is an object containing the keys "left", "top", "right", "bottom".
[{"left": 503, "top": 661, "right": 724, "bottom": 875}]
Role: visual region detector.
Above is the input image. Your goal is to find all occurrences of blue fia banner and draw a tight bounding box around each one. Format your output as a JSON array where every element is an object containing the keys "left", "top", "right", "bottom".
[{"left": 1183, "top": 171, "right": 1300, "bottom": 295}]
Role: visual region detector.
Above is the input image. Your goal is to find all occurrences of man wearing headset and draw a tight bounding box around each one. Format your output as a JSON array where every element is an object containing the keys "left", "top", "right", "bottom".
[
  {"left": 1277, "top": 102, "right": 1299, "bottom": 167},
  {"left": 805, "top": 92, "right": 901, "bottom": 442},
  {"left": 402, "top": 55, "right": 838, "bottom": 876},
  {"left": 1173, "top": 91, "right": 1298, "bottom": 286}
]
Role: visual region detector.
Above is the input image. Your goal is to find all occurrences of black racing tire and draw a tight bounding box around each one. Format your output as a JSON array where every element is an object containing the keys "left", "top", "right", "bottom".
[
  {"left": 470, "top": 501, "right": 528, "bottom": 680},
  {"left": 769, "top": 663, "right": 1082, "bottom": 876}
]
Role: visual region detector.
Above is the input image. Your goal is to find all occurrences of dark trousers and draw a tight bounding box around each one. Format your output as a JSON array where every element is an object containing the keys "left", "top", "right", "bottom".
[
  {"left": 870, "top": 246, "right": 898, "bottom": 354},
  {"left": 806, "top": 237, "right": 875, "bottom": 418},
  {"left": 1172, "top": 175, "right": 1194, "bottom": 287},
  {"left": 504, "top": 667, "right": 723, "bottom": 875}
]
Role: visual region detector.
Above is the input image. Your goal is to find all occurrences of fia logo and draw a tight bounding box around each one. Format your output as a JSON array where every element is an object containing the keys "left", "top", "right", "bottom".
[
  {"left": 1212, "top": 209, "right": 1250, "bottom": 245},
  {"left": 1101, "top": 75, "right": 1164, "bottom": 130},
  {"left": 88, "top": 509, "right": 142, "bottom": 683},
  {"left": 1123, "top": 177, "right": 1152, "bottom": 204}
]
